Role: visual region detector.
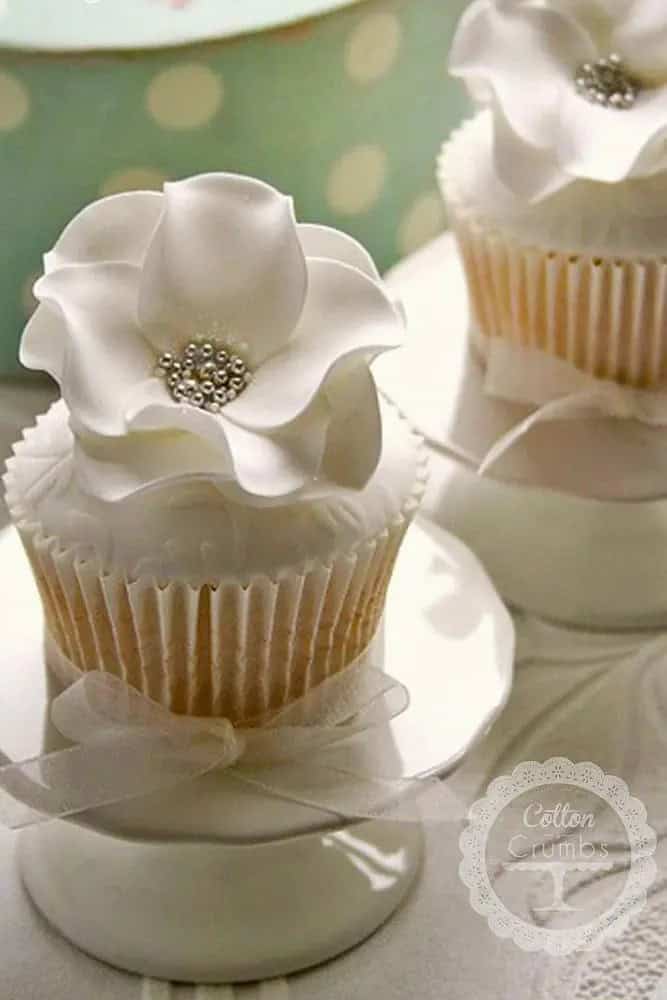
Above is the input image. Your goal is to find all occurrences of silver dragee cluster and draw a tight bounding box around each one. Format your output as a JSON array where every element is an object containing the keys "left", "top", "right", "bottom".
[
  {"left": 575, "top": 54, "right": 640, "bottom": 109},
  {"left": 155, "top": 340, "right": 253, "bottom": 411}
]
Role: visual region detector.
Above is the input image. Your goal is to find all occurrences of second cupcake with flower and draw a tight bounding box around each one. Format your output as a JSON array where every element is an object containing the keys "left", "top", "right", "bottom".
[
  {"left": 440, "top": 0, "right": 667, "bottom": 386},
  {"left": 4, "top": 174, "right": 426, "bottom": 724}
]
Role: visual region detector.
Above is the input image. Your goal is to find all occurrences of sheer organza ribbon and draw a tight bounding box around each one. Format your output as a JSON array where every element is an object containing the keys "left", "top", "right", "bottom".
[
  {"left": 0, "top": 635, "right": 460, "bottom": 832},
  {"left": 477, "top": 338, "right": 667, "bottom": 476}
]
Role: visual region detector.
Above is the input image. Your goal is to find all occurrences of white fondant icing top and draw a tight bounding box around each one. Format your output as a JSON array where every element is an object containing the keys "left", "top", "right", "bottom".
[
  {"left": 7, "top": 395, "right": 425, "bottom": 581},
  {"left": 0, "top": 0, "right": 361, "bottom": 52},
  {"left": 440, "top": 112, "right": 667, "bottom": 258}
]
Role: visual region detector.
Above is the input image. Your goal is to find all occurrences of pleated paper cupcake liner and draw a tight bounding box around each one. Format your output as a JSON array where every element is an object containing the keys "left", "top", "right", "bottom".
[
  {"left": 438, "top": 141, "right": 667, "bottom": 388},
  {"left": 4, "top": 409, "right": 427, "bottom": 725}
]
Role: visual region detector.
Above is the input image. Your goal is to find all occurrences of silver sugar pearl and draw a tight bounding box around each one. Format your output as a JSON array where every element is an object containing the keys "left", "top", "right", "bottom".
[
  {"left": 199, "top": 342, "right": 215, "bottom": 359},
  {"left": 170, "top": 360, "right": 182, "bottom": 376},
  {"left": 182, "top": 378, "right": 198, "bottom": 396},
  {"left": 214, "top": 368, "right": 229, "bottom": 386},
  {"left": 200, "top": 380, "right": 215, "bottom": 396},
  {"left": 173, "top": 382, "right": 187, "bottom": 400},
  {"left": 227, "top": 389, "right": 237, "bottom": 401},
  {"left": 205, "top": 401, "right": 221, "bottom": 414},
  {"left": 198, "top": 361, "right": 217, "bottom": 380},
  {"left": 184, "top": 342, "right": 199, "bottom": 358},
  {"left": 215, "top": 349, "right": 229, "bottom": 366},
  {"left": 214, "top": 389, "right": 228, "bottom": 405},
  {"left": 229, "top": 375, "right": 245, "bottom": 391},
  {"left": 191, "top": 391, "right": 205, "bottom": 407},
  {"left": 158, "top": 352, "right": 174, "bottom": 370},
  {"left": 167, "top": 372, "right": 181, "bottom": 388},
  {"left": 230, "top": 356, "right": 246, "bottom": 375}
]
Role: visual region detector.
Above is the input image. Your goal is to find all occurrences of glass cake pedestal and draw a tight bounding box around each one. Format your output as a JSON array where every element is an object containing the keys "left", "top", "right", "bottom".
[
  {"left": 376, "top": 232, "right": 667, "bottom": 630},
  {"left": 0, "top": 515, "right": 513, "bottom": 983}
]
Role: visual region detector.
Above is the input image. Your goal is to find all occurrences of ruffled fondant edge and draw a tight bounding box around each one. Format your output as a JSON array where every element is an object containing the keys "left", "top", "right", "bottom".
[{"left": 2, "top": 397, "right": 428, "bottom": 589}]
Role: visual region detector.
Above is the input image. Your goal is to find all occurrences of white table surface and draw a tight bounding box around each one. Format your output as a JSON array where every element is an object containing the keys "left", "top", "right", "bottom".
[{"left": 2, "top": 373, "right": 667, "bottom": 997}]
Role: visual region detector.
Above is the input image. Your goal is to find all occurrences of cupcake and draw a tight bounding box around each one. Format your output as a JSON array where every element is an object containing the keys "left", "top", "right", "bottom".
[
  {"left": 4, "top": 174, "right": 426, "bottom": 724},
  {"left": 440, "top": 0, "right": 667, "bottom": 387}
]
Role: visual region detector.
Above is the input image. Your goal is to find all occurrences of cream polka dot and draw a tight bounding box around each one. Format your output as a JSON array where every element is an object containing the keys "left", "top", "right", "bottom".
[
  {"left": 397, "top": 191, "right": 446, "bottom": 256},
  {"left": 146, "top": 64, "right": 223, "bottom": 130},
  {"left": 345, "top": 12, "right": 402, "bottom": 84},
  {"left": 21, "top": 272, "right": 40, "bottom": 318},
  {"left": 100, "top": 167, "right": 168, "bottom": 197},
  {"left": 0, "top": 71, "right": 29, "bottom": 131},
  {"left": 327, "top": 145, "right": 387, "bottom": 216}
]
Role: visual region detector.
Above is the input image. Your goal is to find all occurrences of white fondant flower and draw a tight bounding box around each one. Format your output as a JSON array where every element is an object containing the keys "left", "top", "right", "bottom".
[
  {"left": 21, "top": 175, "right": 403, "bottom": 503},
  {"left": 450, "top": 0, "right": 667, "bottom": 199}
]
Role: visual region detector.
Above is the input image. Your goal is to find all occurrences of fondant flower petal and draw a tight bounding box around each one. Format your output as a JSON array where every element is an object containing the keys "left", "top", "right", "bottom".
[
  {"left": 557, "top": 85, "right": 667, "bottom": 182},
  {"left": 493, "top": 104, "right": 574, "bottom": 202},
  {"left": 33, "top": 264, "right": 154, "bottom": 437},
  {"left": 73, "top": 429, "right": 233, "bottom": 504},
  {"left": 220, "top": 405, "right": 330, "bottom": 499},
  {"left": 613, "top": 0, "right": 667, "bottom": 81},
  {"left": 319, "top": 362, "right": 382, "bottom": 490},
  {"left": 20, "top": 302, "right": 68, "bottom": 382},
  {"left": 297, "top": 224, "right": 380, "bottom": 280},
  {"left": 450, "top": 0, "right": 595, "bottom": 149},
  {"left": 44, "top": 192, "right": 164, "bottom": 273},
  {"left": 138, "top": 174, "right": 307, "bottom": 366},
  {"left": 125, "top": 386, "right": 330, "bottom": 499},
  {"left": 223, "top": 258, "right": 402, "bottom": 431},
  {"left": 527, "top": 0, "right": 628, "bottom": 39}
]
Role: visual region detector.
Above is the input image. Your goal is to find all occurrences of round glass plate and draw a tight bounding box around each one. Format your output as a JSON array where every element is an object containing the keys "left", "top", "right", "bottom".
[{"left": 0, "top": 0, "right": 362, "bottom": 51}]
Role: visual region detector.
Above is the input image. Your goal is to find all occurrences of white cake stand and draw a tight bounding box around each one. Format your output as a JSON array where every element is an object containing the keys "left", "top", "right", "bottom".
[
  {"left": 0, "top": 516, "right": 513, "bottom": 983},
  {"left": 376, "top": 233, "right": 667, "bottom": 630}
]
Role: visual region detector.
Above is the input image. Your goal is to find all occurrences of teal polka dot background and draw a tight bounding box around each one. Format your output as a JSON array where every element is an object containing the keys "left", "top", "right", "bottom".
[{"left": 0, "top": 0, "right": 470, "bottom": 375}]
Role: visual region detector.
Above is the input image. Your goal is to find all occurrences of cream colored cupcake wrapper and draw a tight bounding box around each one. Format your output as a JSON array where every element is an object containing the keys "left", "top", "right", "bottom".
[
  {"left": 438, "top": 144, "right": 667, "bottom": 389},
  {"left": 5, "top": 415, "right": 427, "bottom": 725},
  {"left": 13, "top": 517, "right": 410, "bottom": 724}
]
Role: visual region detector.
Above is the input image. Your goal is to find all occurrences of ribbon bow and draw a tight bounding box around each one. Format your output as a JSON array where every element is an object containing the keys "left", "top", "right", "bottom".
[
  {"left": 0, "top": 637, "right": 454, "bottom": 833},
  {"left": 478, "top": 338, "right": 667, "bottom": 475}
]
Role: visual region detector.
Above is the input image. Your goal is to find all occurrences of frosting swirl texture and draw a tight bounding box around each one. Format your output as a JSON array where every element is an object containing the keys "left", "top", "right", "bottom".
[{"left": 20, "top": 174, "right": 403, "bottom": 503}]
